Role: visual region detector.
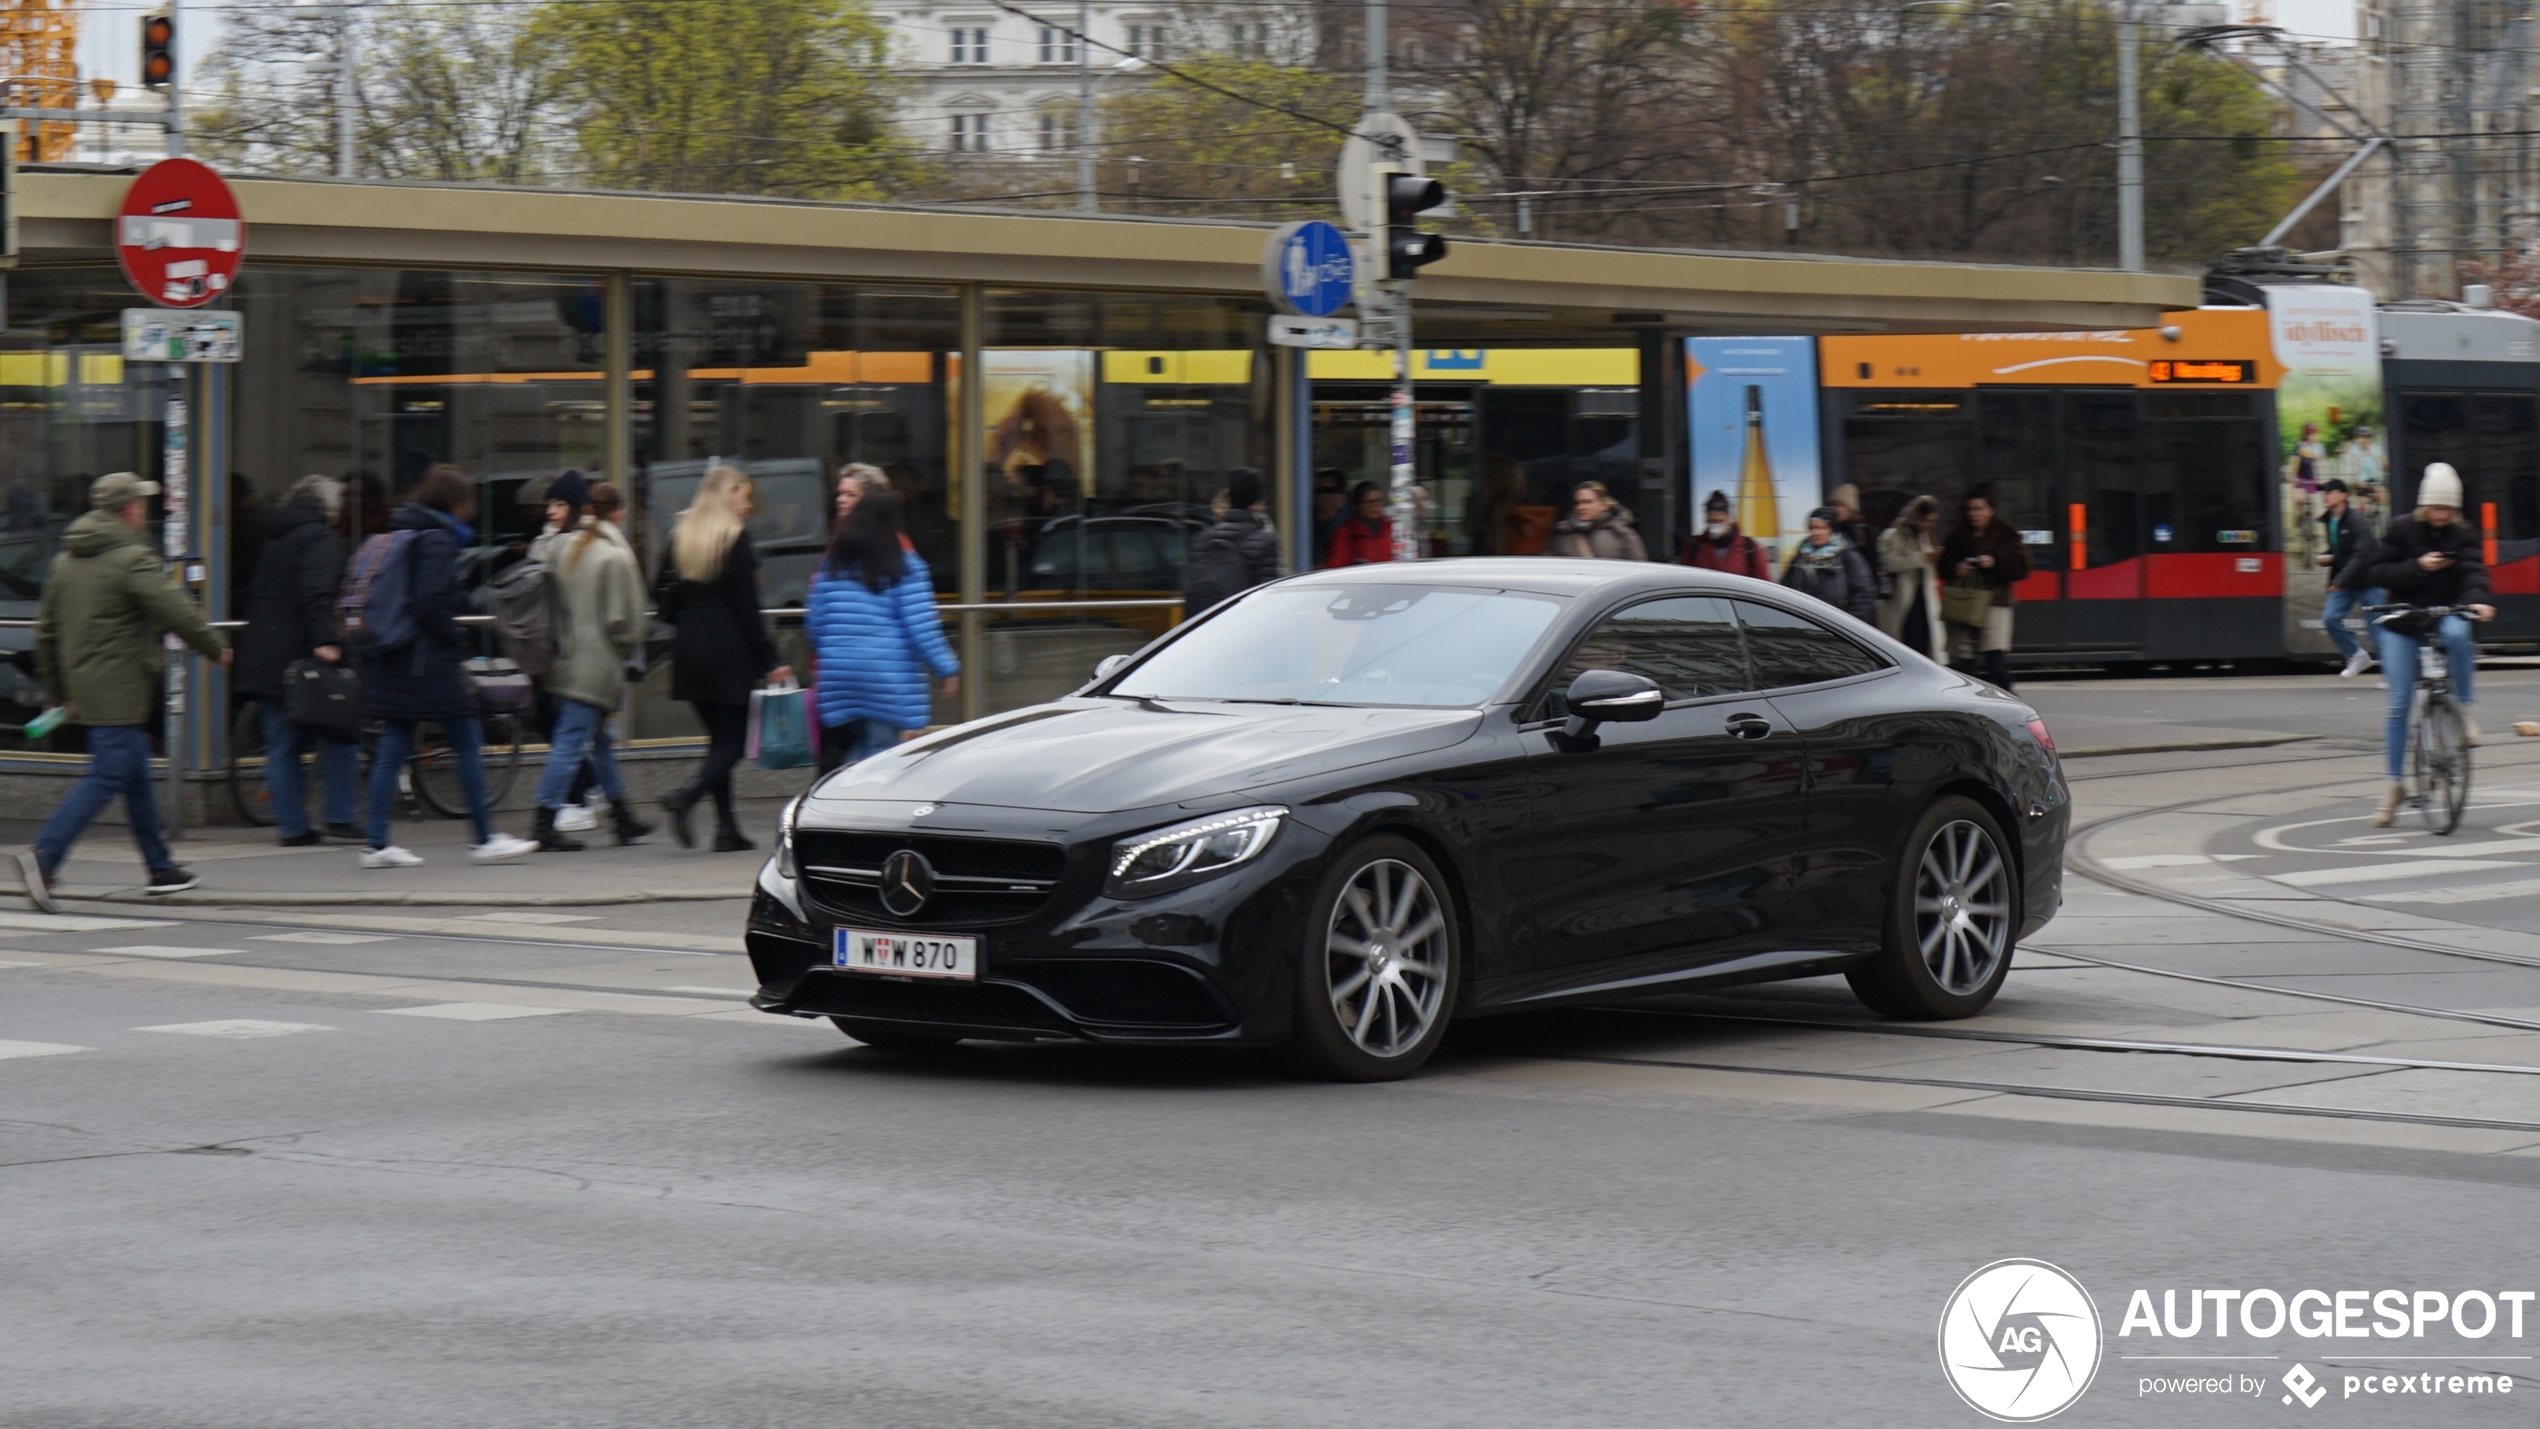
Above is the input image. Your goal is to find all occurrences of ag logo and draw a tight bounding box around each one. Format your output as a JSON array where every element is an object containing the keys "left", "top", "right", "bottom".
[{"left": 1939, "top": 1259, "right": 2102, "bottom": 1421}]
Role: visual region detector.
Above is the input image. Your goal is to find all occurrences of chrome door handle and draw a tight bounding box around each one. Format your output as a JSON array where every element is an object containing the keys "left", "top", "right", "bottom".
[{"left": 1727, "top": 714, "right": 1773, "bottom": 740}]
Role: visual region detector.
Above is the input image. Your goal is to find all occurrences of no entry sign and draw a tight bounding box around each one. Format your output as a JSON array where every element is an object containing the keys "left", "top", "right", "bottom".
[{"left": 115, "top": 158, "right": 245, "bottom": 308}]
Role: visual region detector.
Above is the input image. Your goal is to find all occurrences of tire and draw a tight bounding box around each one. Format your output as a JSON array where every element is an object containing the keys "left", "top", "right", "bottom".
[
  {"left": 227, "top": 703, "right": 279, "bottom": 827},
  {"left": 2416, "top": 694, "right": 2469, "bottom": 836},
  {"left": 412, "top": 715, "right": 525, "bottom": 820},
  {"left": 1281, "top": 835, "right": 1461, "bottom": 1082},
  {"left": 1846, "top": 796, "right": 2018, "bottom": 1020},
  {"left": 830, "top": 1018, "right": 963, "bottom": 1051}
]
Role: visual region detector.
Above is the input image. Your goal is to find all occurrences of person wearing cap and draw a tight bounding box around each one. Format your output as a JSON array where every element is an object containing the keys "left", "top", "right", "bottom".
[
  {"left": 2358, "top": 462, "right": 2493, "bottom": 826},
  {"left": 19, "top": 473, "right": 231, "bottom": 910},
  {"left": 2316, "top": 477, "right": 2380, "bottom": 678},
  {"left": 1685, "top": 489, "right": 1770, "bottom": 578}
]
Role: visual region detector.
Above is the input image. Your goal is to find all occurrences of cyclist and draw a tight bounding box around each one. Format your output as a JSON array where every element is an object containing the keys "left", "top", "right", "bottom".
[{"left": 2359, "top": 462, "right": 2492, "bottom": 827}]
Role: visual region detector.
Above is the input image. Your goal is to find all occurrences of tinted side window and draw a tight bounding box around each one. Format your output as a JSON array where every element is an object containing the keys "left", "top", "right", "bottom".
[
  {"left": 1735, "top": 600, "right": 1887, "bottom": 689},
  {"left": 1557, "top": 596, "right": 1749, "bottom": 705}
]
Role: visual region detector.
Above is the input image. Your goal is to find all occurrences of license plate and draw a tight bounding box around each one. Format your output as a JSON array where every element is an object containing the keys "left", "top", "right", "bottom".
[{"left": 834, "top": 928, "right": 977, "bottom": 981}]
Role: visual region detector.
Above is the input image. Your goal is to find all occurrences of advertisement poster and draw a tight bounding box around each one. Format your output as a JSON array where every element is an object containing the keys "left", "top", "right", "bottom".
[
  {"left": 2267, "top": 286, "right": 2383, "bottom": 655},
  {"left": 1685, "top": 337, "right": 1820, "bottom": 563},
  {"left": 978, "top": 348, "right": 1094, "bottom": 509}
]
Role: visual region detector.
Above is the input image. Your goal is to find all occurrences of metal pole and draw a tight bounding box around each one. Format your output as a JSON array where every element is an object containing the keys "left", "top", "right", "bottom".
[
  {"left": 1288, "top": 345, "right": 1313, "bottom": 573},
  {"left": 161, "top": 373, "right": 188, "bottom": 834},
  {"left": 335, "top": 3, "right": 354, "bottom": 178},
  {"left": 1365, "top": 0, "right": 1386, "bottom": 112},
  {"left": 957, "top": 285, "right": 985, "bottom": 723},
  {"left": 2116, "top": 0, "right": 2142, "bottom": 270},
  {"left": 163, "top": 0, "right": 184, "bottom": 157},
  {"left": 1075, "top": 0, "right": 1094, "bottom": 213},
  {"left": 1388, "top": 321, "right": 1417, "bottom": 563}
]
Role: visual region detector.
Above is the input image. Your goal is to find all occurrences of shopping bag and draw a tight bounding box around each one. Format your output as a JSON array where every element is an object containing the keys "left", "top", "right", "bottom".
[
  {"left": 753, "top": 682, "right": 813, "bottom": 771},
  {"left": 1940, "top": 570, "right": 1994, "bottom": 628}
]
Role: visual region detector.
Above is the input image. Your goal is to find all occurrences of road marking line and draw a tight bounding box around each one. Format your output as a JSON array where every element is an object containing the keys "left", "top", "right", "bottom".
[
  {"left": 0, "top": 959, "right": 50, "bottom": 968},
  {"left": 2102, "top": 853, "right": 2262, "bottom": 869},
  {"left": 135, "top": 1019, "right": 333, "bottom": 1039},
  {"left": 455, "top": 913, "right": 601, "bottom": 925},
  {"left": 376, "top": 1003, "right": 573, "bottom": 1021},
  {"left": 2362, "top": 876, "right": 2540, "bottom": 905},
  {"left": 0, "top": 1039, "right": 89, "bottom": 1059},
  {"left": 89, "top": 945, "right": 246, "bottom": 959},
  {"left": 250, "top": 932, "right": 400, "bottom": 944},
  {"left": 0, "top": 912, "right": 174, "bottom": 932},
  {"left": 2271, "top": 860, "right": 2531, "bottom": 887},
  {"left": 665, "top": 986, "right": 755, "bottom": 998}
]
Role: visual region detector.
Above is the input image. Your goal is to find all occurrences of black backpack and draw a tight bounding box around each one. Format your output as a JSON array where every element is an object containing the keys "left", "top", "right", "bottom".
[{"left": 1183, "top": 522, "right": 1252, "bottom": 615}]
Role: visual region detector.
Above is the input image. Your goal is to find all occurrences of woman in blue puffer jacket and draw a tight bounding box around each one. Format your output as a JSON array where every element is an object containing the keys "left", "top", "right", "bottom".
[{"left": 805, "top": 485, "right": 959, "bottom": 772}]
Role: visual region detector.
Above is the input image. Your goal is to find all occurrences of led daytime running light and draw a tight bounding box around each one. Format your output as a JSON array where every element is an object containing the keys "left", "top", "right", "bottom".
[{"left": 1109, "top": 806, "right": 1286, "bottom": 887}]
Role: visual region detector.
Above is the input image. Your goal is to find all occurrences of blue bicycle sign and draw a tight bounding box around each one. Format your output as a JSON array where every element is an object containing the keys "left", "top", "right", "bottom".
[{"left": 1262, "top": 221, "right": 1356, "bottom": 318}]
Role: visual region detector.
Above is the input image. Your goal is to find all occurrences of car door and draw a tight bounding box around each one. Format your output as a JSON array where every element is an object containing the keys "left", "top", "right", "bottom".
[
  {"left": 1733, "top": 598, "right": 1913, "bottom": 953},
  {"left": 1503, "top": 594, "right": 1808, "bottom": 998}
]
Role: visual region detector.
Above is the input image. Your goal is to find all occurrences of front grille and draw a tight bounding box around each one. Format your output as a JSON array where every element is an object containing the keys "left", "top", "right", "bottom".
[
  {"left": 790, "top": 969, "right": 1071, "bottom": 1034},
  {"left": 1004, "top": 959, "right": 1233, "bottom": 1029},
  {"left": 797, "top": 830, "right": 1068, "bottom": 928}
]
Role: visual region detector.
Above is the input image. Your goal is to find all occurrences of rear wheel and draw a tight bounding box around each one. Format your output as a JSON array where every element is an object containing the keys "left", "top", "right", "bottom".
[
  {"left": 412, "top": 715, "right": 525, "bottom": 819},
  {"left": 227, "top": 703, "right": 280, "bottom": 827},
  {"left": 830, "top": 1018, "right": 963, "bottom": 1051},
  {"left": 1282, "top": 835, "right": 1460, "bottom": 1082},
  {"left": 2416, "top": 694, "right": 2470, "bottom": 836},
  {"left": 1847, "top": 796, "right": 2017, "bottom": 1020}
]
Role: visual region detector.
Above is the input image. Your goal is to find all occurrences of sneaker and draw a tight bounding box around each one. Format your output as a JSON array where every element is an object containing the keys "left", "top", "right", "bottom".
[
  {"left": 146, "top": 866, "right": 200, "bottom": 895},
  {"left": 2341, "top": 649, "right": 2374, "bottom": 678},
  {"left": 278, "top": 830, "right": 324, "bottom": 848},
  {"left": 361, "top": 845, "right": 426, "bottom": 870},
  {"left": 18, "top": 850, "right": 56, "bottom": 914},
  {"left": 554, "top": 802, "right": 599, "bottom": 833},
  {"left": 469, "top": 833, "right": 538, "bottom": 863}
]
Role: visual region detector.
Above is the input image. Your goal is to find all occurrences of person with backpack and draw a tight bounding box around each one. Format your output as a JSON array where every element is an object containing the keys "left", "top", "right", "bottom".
[
  {"left": 349, "top": 465, "right": 537, "bottom": 868},
  {"left": 1685, "top": 489, "right": 1772, "bottom": 577},
  {"left": 805, "top": 485, "right": 958, "bottom": 773},
  {"left": 656, "top": 464, "right": 789, "bottom": 851},
  {"left": 1182, "top": 467, "right": 1280, "bottom": 616},
  {"left": 235, "top": 474, "right": 361, "bottom": 845},
  {"left": 17, "top": 473, "right": 231, "bottom": 910},
  {"left": 519, "top": 470, "right": 655, "bottom": 851}
]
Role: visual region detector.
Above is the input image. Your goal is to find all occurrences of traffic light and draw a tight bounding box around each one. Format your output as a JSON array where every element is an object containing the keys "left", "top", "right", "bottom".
[
  {"left": 1383, "top": 172, "right": 1449, "bottom": 280},
  {"left": 141, "top": 10, "right": 174, "bottom": 91}
]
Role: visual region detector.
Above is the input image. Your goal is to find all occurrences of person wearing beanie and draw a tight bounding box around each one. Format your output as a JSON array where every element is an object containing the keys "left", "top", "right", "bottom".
[
  {"left": 2359, "top": 462, "right": 2494, "bottom": 825},
  {"left": 1685, "top": 488, "right": 1770, "bottom": 578},
  {"left": 1183, "top": 466, "right": 1282, "bottom": 615}
]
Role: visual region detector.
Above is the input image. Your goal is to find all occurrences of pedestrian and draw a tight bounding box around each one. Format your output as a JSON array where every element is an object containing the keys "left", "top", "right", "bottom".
[
  {"left": 1826, "top": 483, "right": 1879, "bottom": 565},
  {"left": 2360, "top": 462, "right": 2493, "bottom": 826},
  {"left": 1685, "top": 489, "right": 1772, "bottom": 578},
  {"left": 1309, "top": 469, "right": 1350, "bottom": 567},
  {"left": 656, "top": 464, "right": 790, "bottom": 851},
  {"left": 1325, "top": 480, "right": 1395, "bottom": 567},
  {"left": 357, "top": 467, "right": 539, "bottom": 869},
  {"left": 523, "top": 471, "right": 656, "bottom": 851},
  {"left": 1876, "top": 494, "right": 1945, "bottom": 661},
  {"left": 1781, "top": 506, "right": 1878, "bottom": 622},
  {"left": 805, "top": 486, "right": 959, "bottom": 774},
  {"left": 235, "top": 473, "right": 361, "bottom": 845},
  {"left": 18, "top": 472, "right": 232, "bottom": 909},
  {"left": 835, "top": 460, "right": 885, "bottom": 527},
  {"left": 1550, "top": 480, "right": 1649, "bottom": 561},
  {"left": 1182, "top": 466, "right": 1281, "bottom": 615},
  {"left": 2314, "top": 477, "right": 2382, "bottom": 679},
  {"left": 1937, "top": 485, "right": 2030, "bottom": 691}
]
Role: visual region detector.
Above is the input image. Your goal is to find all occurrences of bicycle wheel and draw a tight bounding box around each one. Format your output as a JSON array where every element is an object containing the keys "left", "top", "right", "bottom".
[
  {"left": 411, "top": 716, "right": 526, "bottom": 820},
  {"left": 2416, "top": 693, "right": 2471, "bottom": 835},
  {"left": 227, "top": 703, "right": 280, "bottom": 827}
]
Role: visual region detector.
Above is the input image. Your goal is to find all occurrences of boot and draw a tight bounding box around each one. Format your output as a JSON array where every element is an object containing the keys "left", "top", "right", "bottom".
[
  {"left": 712, "top": 809, "right": 756, "bottom": 853},
  {"left": 661, "top": 786, "right": 700, "bottom": 849},
  {"left": 611, "top": 802, "right": 658, "bottom": 847},
  {"left": 2372, "top": 782, "right": 2406, "bottom": 828},
  {"left": 532, "top": 806, "right": 586, "bottom": 853}
]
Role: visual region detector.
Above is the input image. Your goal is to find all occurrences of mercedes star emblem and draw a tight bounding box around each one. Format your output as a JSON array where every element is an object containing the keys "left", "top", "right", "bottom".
[{"left": 879, "top": 849, "right": 937, "bottom": 918}]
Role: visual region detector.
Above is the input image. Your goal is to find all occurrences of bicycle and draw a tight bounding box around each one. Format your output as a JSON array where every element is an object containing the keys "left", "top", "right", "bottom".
[
  {"left": 228, "top": 703, "right": 526, "bottom": 828},
  {"left": 2365, "top": 602, "right": 2474, "bottom": 835}
]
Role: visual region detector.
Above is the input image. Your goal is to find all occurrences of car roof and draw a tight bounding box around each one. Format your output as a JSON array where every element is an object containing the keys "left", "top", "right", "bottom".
[{"left": 1280, "top": 557, "right": 1772, "bottom": 600}]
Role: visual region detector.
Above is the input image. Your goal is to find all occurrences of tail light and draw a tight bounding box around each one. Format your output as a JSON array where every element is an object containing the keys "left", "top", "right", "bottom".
[{"left": 2025, "top": 718, "right": 2056, "bottom": 755}]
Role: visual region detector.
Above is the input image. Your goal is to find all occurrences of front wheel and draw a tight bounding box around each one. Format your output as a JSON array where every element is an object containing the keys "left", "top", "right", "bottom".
[
  {"left": 1282, "top": 835, "right": 1460, "bottom": 1082},
  {"left": 227, "top": 703, "right": 279, "bottom": 827},
  {"left": 1847, "top": 796, "right": 2017, "bottom": 1019},
  {"left": 2416, "top": 694, "right": 2470, "bottom": 836},
  {"left": 412, "top": 716, "right": 525, "bottom": 819}
]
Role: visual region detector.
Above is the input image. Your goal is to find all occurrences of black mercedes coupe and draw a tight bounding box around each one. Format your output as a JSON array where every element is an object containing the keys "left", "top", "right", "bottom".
[{"left": 746, "top": 558, "right": 2067, "bottom": 1080}]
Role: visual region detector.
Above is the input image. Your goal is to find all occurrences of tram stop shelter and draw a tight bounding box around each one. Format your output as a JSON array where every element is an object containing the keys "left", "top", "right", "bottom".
[{"left": 0, "top": 171, "right": 2195, "bottom": 820}]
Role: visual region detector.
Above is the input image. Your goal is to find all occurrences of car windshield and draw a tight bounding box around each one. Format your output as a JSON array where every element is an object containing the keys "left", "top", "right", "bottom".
[{"left": 1112, "top": 584, "right": 1565, "bottom": 708}]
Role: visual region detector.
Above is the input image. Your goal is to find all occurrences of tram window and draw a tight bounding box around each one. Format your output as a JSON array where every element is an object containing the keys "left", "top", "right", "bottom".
[
  {"left": 2070, "top": 393, "right": 2143, "bottom": 566},
  {"left": 1973, "top": 393, "right": 2057, "bottom": 541},
  {"left": 2145, "top": 417, "right": 2267, "bottom": 553},
  {"left": 1841, "top": 392, "right": 1971, "bottom": 533},
  {"left": 2401, "top": 393, "right": 2540, "bottom": 557}
]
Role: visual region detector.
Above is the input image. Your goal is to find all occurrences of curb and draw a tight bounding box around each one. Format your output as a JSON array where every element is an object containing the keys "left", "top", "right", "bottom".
[
  {"left": 14, "top": 886, "right": 752, "bottom": 909},
  {"left": 2059, "top": 734, "right": 2317, "bottom": 759}
]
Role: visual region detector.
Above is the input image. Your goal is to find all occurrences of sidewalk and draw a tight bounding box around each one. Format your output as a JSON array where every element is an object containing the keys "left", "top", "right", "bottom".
[{"left": 1, "top": 796, "right": 783, "bottom": 908}]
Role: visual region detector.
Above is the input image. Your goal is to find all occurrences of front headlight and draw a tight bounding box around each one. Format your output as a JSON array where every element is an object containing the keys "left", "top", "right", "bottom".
[
  {"left": 775, "top": 796, "right": 802, "bottom": 879},
  {"left": 1106, "top": 806, "right": 1286, "bottom": 899}
]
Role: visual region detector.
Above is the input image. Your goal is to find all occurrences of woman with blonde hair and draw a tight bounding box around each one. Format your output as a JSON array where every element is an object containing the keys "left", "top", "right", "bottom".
[
  {"left": 523, "top": 471, "right": 654, "bottom": 851},
  {"left": 1876, "top": 494, "right": 1945, "bottom": 661},
  {"left": 656, "top": 464, "right": 789, "bottom": 850}
]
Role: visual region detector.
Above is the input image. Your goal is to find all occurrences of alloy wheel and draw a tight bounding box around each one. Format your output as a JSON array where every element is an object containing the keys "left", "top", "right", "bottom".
[
  {"left": 1913, "top": 820, "right": 2011, "bottom": 996},
  {"left": 1323, "top": 858, "right": 1449, "bottom": 1059}
]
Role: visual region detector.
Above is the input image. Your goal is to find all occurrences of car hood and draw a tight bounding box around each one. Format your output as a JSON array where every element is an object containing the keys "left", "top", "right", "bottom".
[{"left": 805, "top": 700, "right": 1484, "bottom": 814}]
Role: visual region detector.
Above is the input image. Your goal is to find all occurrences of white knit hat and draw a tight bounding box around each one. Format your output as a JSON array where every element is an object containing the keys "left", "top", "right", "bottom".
[{"left": 2420, "top": 462, "right": 2465, "bottom": 510}]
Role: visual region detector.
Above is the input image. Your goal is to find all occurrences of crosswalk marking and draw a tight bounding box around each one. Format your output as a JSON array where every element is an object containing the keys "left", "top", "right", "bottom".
[
  {"left": 136, "top": 1020, "right": 333, "bottom": 1039},
  {"left": 89, "top": 945, "right": 244, "bottom": 959},
  {"left": 251, "top": 932, "right": 399, "bottom": 945},
  {"left": 2362, "top": 876, "right": 2540, "bottom": 905},
  {"left": 377, "top": 1003, "right": 574, "bottom": 1021},
  {"left": 2271, "top": 859, "right": 2532, "bottom": 888},
  {"left": 0, "top": 1040, "right": 89, "bottom": 1059},
  {"left": 0, "top": 912, "right": 173, "bottom": 933}
]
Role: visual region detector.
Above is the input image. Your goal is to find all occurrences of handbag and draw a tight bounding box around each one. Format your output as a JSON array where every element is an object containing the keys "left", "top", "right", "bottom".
[
  {"left": 282, "top": 657, "right": 364, "bottom": 744},
  {"left": 463, "top": 656, "right": 535, "bottom": 719},
  {"left": 751, "top": 681, "right": 814, "bottom": 771},
  {"left": 1940, "top": 569, "right": 1995, "bottom": 628}
]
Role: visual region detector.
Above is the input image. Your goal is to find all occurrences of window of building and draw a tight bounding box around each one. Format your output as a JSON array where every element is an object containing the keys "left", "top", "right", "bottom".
[
  {"left": 1037, "top": 24, "right": 1077, "bottom": 63},
  {"left": 1124, "top": 22, "right": 1167, "bottom": 59},
  {"left": 950, "top": 112, "right": 992, "bottom": 152},
  {"left": 1038, "top": 107, "right": 1080, "bottom": 152},
  {"left": 948, "top": 26, "right": 989, "bottom": 64}
]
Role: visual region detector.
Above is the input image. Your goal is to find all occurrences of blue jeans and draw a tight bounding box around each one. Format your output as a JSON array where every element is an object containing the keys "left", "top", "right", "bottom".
[
  {"left": 35, "top": 725, "right": 171, "bottom": 875},
  {"left": 818, "top": 718, "right": 898, "bottom": 774},
  {"left": 368, "top": 716, "right": 494, "bottom": 848},
  {"left": 2321, "top": 585, "right": 2378, "bottom": 662},
  {"left": 535, "top": 699, "right": 624, "bottom": 810},
  {"left": 2378, "top": 613, "right": 2477, "bottom": 781},
  {"left": 259, "top": 697, "right": 361, "bottom": 837}
]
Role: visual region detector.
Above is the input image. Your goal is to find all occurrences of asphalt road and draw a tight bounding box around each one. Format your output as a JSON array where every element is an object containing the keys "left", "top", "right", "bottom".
[{"left": 12, "top": 701, "right": 2540, "bottom": 1426}]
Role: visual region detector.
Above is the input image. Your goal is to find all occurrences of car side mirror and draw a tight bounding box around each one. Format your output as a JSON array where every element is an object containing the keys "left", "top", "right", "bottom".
[
  {"left": 1093, "top": 654, "right": 1130, "bottom": 681},
  {"left": 1562, "top": 669, "right": 1663, "bottom": 739}
]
